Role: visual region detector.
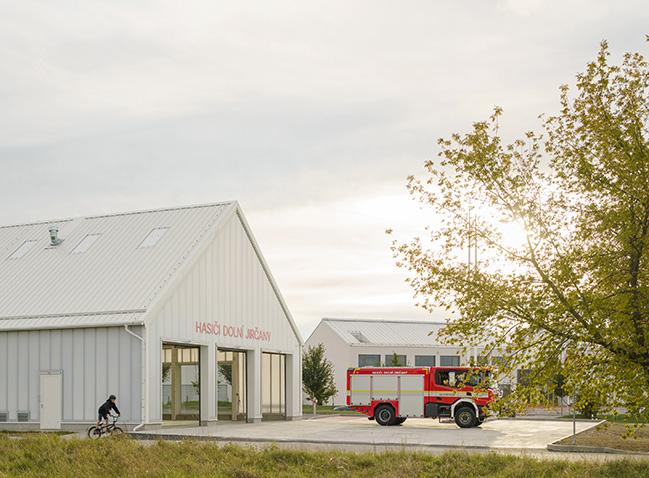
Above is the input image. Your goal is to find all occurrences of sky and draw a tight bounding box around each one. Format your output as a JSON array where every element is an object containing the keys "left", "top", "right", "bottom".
[{"left": 1, "top": 0, "right": 647, "bottom": 339}]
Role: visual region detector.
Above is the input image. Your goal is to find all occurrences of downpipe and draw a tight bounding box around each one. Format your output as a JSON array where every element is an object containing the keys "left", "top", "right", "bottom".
[{"left": 124, "top": 324, "right": 146, "bottom": 432}]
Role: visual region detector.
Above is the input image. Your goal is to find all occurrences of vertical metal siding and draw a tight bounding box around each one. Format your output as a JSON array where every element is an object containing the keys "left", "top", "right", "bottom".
[
  {"left": 118, "top": 329, "right": 131, "bottom": 416},
  {"left": 0, "top": 327, "right": 142, "bottom": 423},
  {"left": 0, "top": 333, "right": 7, "bottom": 413},
  {"left": 95, "top": 328, "right": 108, "bottom": 412},
  {"left": 61, "top": 331, "right": 73, "bottom": 420},
  {"left": 148, "top": 338, "right": 162, "bottom": 422},
  {"left": 7, "top": 333, "right": 17, "bottom": 416},
  {"left": 72, "top": 329, "right": 84, "bottom": 421},
  {"left": 106, "top": 328, "right": 120, "bottom": 415},
  {"left": 17, "top": 333, "right": 28, "bottom": 413},
  {"left": 50, "top": 329, "right": 62, "bottom": 370},
  {"left": 38, "top": 330, "right": 50, "bottom": 370},
  {"left": 28, "top": 331, "right": 39, "bottom": 415},
  {"left": 83, "top": 328, "right": 96, "bottom": 419}
]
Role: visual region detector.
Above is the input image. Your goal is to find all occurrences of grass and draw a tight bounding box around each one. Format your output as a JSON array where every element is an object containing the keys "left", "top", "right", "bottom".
[
  {"left": 1, "top": 434, "right": 649, "bottom": 477},
  {"left": 556, "top": 422, "right": 649, "bottom": 452},
  {"left": 302, "top": 404, "right": 359, "bottom": 415}
]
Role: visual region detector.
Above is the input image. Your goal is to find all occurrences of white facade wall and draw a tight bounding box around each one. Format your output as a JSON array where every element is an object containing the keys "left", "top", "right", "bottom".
[
  {"left": 145, "top": 212, "right": 302, "bottom": 426},
  {"left": 303, "top": 321, "right": 352, "bottom": 406},
  {"left": 0, "top": 326, "right": 142, "bottom": 425}
]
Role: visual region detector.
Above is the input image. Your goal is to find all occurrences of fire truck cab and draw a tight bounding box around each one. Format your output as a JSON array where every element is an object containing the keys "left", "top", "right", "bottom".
[{"left": 347, "top": 366, "right": 496, "bottom": 428}]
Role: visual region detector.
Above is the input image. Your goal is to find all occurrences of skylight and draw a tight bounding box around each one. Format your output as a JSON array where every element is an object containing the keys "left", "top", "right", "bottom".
[
  {"left": 349, "top": 330, "right": 370, "bottom": 343},
  {"left": 138, "top": 228, "right": 169, "bottom": 249},
  {"left": 71, "top": 234, "right": 101, "bottom": 254},
  {"left": 7, "top": 240, "right": 37, "bottom": 260}
]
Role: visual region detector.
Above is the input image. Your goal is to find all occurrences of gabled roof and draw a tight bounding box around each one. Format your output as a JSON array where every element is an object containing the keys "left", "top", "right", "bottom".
[
  {"left": 0, "top": 202, "right": 301, "bottom": 342},
  {"left": 318, "top": 317, "right": 449, "bottom": 347}
]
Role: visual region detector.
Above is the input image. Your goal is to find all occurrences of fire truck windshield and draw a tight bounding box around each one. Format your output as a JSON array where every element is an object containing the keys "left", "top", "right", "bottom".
[{"left": 465, "top": 370, "right": 490, "bottom": 387}]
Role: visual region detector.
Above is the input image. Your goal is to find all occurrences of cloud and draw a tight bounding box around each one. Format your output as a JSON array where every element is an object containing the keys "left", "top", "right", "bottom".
[
  {"left": 246, "top": 193, "right": 446, "bottom": 338},
  {"left": 498, "top": 0, "right": 550, "bottom": 16},
  {"left": 1, "top": 0, "right": 648, "bottom": 337}
]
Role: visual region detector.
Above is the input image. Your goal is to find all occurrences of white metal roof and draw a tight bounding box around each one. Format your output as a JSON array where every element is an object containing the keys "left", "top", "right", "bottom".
[
  {"left": 320, "top": 317, "right": 450, "bottom": 347},
  {"left": 0, "top": 203, "right": 234, "bottom": 330}
]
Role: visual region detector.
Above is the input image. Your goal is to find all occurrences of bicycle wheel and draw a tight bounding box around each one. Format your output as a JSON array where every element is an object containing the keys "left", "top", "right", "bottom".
[
  {"left": 110, "top": 427, "right": 124, "bottom": 436},
  {"left": 88, "top": 427, "right": 102, "bottom": 439}
]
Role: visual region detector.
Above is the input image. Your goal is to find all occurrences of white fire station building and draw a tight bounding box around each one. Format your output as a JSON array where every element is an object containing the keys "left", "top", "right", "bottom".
[
  {"left": 305, "top": 318, "right": 486, "bottom": 406},
  {"left": 0, "top": 202, "right": 303, "bottom": 430}
]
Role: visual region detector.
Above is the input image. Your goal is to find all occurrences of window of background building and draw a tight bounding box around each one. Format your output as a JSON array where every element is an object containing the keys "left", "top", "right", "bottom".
[
  {"left": 440, "top": 355, "right": 460, "bottom": 367},
  {"left": 385, "top": 354, "right": 407, "bottom": 366},
  {"left": 492, "top": 356, "right": 509, "bottom": 368},
  {"left": 470, "top": 355, "right": 489, "bottom": 367},
  {"left": 415, "top": 355, "right": 436, "bottom": 367},
  {"left": 358, "top": 354, "right": 381, "bottom": 367},
  {"left": 517, "top": 368, "right": 532, "bottom": 386}
]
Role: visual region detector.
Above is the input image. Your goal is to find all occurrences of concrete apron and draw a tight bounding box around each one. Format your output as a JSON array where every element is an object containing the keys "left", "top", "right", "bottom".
[{"left": 128, "top": 416, "right": 602, "bottom": 453}]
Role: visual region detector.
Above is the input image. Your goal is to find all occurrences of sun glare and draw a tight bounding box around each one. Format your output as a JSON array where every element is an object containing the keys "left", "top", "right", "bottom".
[{"left": 498, "top": 221, "right": 529, "bottom": 250}]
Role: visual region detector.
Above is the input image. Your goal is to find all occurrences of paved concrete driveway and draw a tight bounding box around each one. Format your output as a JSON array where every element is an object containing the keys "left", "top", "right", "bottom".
[{"left": 133, "top": 416, "right": 599, "bottom": 452}]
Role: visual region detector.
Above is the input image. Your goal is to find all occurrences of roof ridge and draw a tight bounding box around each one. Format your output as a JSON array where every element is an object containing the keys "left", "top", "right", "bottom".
[
  {"left": 0, "top": 201, "right": 236, "bottom": 229},
  {"left": 322, "top": 317, "right": 447, "bottom": 325},
  {"left": 0, "top": 218, "right": 74, "bottom": 230},
  {"left": 85, "top": 202, "right": 235, "bottom": 221}
]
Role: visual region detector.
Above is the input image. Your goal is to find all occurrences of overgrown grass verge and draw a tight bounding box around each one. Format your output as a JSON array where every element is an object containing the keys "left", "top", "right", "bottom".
[
  {"left": 556, "top": 422, "right": 649, "bottom": 452},
  {"left": 1, "top": 434, "right": 649, "bottom": 477}
]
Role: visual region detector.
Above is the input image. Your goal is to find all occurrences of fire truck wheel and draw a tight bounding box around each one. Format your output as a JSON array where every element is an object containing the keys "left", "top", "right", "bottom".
[
  {"left": 455, "top": 407, "right": 477, "bottom": 428},
  {"left": 375, "top": 405, "right": 397, "bottom": 426}
]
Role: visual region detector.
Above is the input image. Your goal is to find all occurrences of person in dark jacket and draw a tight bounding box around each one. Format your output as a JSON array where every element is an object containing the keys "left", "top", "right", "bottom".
[{"left": 96, "top": 395, "right": 121, "bottom": 429}]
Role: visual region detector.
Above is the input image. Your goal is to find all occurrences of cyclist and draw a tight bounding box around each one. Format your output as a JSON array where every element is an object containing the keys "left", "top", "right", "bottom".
[{"left": 96, "top": 394, "right": 121, "bottom": 431}]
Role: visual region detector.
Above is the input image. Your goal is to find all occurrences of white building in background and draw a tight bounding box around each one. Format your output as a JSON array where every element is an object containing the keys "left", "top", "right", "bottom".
[
  {"left": 305, "top": 318, "right": 485, "bottom": 406},
  {"left": 0, "top": 202, "right": 303, "bottom": 430}
]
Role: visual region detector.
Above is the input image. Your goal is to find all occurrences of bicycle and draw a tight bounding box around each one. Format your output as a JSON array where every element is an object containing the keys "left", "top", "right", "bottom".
[{"left": 87, "top": 415, "right": 124, "bottom": 438}]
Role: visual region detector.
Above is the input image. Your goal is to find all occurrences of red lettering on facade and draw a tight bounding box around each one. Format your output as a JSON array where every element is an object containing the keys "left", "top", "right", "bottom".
[{"left": 194, "top": 321, "right": 270, "bottom": 341}]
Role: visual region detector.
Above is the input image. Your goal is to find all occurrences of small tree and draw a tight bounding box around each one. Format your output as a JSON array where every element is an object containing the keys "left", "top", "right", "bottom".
[
  {"left": 218, "top": 363, "right": 232, "bottom": 386},
  {"left": 302, "top": 344, "right": 337, "bottom": 408},
  {"left": 388, "top": 352, "right": 406, "bottom": 366},
  {"left": 162, "top": 364, "right": 171, "bottom": 383},
  {"left": 553, "top": 373, "right": 566, "bottom": 400}
]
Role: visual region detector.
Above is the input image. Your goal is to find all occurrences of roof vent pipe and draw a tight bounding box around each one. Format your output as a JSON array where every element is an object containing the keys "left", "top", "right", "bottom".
[{"left": 49, "top": 226, "right": 63, "bottom": 246}]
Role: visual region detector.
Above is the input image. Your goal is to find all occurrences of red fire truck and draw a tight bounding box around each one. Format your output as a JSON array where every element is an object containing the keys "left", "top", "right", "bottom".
[{"left": 347, "top": 366, "right": 497, "bottom": 428}]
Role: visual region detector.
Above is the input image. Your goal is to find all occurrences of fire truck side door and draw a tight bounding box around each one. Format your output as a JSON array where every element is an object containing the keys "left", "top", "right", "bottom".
[
  {"left": 372, "top": 375, "right": 398, "bottom": 401},
  {"left": 399, "top": 375, "right": 424, "bottom": 417},
  {"left": 433, "top": 369, "right": 462, "bottom": 401},
  {"left": 350, "top": 375, "right": 371, "bottom": 405}
]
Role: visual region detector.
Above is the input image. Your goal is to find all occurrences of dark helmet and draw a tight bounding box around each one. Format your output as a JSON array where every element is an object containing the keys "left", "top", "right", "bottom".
[{"left": 109, "top": 394, "right": 116, "bottom": 400}]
